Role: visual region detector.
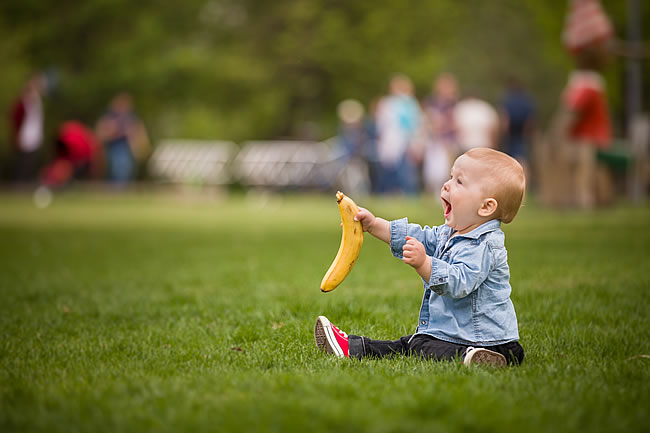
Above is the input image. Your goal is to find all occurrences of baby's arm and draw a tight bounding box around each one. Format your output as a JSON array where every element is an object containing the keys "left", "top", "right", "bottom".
[
  {"left": 356, "top": 210, "right": 442, "bottom": 283},
  {"left": 402, "top": 236, "right": 432, "bottom": 281},
  {"left": 355, "top": 208, "right": 390, "bottom": 243},
  {"left": 405, "top": 238, "right": 493, "bottom": 298}
]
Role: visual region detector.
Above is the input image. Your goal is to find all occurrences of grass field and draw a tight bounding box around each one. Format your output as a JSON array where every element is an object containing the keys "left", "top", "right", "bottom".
[{"left": 1, "top": 190, "right": 649, "bottom": 433}]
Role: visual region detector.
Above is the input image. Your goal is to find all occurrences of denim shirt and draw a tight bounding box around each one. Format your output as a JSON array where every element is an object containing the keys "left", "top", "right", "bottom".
[{"left": 390, "top": 218, "right": 520, "bottom": 346}]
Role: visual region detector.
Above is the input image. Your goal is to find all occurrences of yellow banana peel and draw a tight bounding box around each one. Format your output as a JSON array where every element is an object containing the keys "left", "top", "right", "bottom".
[{"left": 320, "top": 191, "right": 364, "bottom": 292}]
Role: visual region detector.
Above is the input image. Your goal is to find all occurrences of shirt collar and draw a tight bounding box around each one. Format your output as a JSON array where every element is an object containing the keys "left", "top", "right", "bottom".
[{"left": 446, "top": 219, "right": 501, "bottom": 240}]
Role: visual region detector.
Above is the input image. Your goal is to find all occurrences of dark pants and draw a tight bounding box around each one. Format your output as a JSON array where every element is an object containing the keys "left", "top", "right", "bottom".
[
  {"left": 349, "top": 334, "right": 524, "bottom": 366},
  {"left": 377, "top": 156, "right": 419, "bottom": 196}
]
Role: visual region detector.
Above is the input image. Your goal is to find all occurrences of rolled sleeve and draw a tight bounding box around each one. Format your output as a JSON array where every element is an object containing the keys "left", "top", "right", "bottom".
[
  {"left": 390, "top": 218, "right": 440, "bottom": 258},
  {"left": 390, "top": 218, "right": 409, "bottom": 258},
  {"left": 427, "top": 259, "right": 450, "bottom": 294}
]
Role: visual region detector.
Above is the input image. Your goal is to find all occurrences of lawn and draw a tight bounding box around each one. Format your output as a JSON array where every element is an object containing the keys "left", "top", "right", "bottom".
[{"left": 0, "top": 190, "right": 648, "bottom": 433}]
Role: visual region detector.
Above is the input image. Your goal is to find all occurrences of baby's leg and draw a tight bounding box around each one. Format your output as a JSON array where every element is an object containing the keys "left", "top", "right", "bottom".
[
  {"left": 409, "top": 336, "right": 525, "bottom": 366},
  {"left": 348, "top": 335, "right": 412, "bottom": 359},
  {"left": 484, "top": 341, "right": 525, "bottom": 365},
  {"left": 408, "top": 335, "right": 467, "bottom": 361}
]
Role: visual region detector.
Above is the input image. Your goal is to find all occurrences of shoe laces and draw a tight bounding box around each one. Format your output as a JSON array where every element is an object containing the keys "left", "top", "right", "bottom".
[{"left": 332, "top": 325, "right": 348, "bottom": 340}]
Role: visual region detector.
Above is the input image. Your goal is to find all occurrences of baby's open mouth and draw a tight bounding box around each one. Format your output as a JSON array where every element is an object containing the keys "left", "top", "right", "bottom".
[{"left": 442, "top": 197, "right": 452, "bottom": 218}]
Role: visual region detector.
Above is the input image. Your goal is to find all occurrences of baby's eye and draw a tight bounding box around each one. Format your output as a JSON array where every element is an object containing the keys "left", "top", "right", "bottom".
[{"left": 456, "top": 178, "right": 462, "bottom": 185}]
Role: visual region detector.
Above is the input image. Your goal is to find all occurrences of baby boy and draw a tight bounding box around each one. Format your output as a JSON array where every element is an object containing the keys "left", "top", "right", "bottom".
[{"left": 315, "top": 148, "right": 526, "bottom": 366}]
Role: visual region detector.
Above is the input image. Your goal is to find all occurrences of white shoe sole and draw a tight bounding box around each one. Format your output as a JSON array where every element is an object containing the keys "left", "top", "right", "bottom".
[
  {"left": 463, "top": 348, "right": 507, "bottom": 368},
  {"left": 314, "top": 316, "right": 345, "bottom": 358}
]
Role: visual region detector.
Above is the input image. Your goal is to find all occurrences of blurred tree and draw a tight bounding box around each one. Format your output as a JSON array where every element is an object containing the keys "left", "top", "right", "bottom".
[{"left": 0, "top": 0, "right": 646, "bottom": 171}]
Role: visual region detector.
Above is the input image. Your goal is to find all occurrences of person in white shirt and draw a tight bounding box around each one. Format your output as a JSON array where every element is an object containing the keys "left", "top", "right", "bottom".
[
  {"left": 9, "top": 74, "right": 46, "bottom": 182},
  {"left": 454, "top": 97, "right": 499, "bottom": 152}
]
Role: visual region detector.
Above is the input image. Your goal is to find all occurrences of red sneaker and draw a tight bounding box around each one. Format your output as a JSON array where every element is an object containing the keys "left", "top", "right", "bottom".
[{"left": 314, "top": 316, "right": 349, "bottom": 358}]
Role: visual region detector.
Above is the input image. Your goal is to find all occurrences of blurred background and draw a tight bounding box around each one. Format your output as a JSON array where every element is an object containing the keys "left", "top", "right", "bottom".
[{"left": 0, "top": 0, "right": 648, "bottom": 204}]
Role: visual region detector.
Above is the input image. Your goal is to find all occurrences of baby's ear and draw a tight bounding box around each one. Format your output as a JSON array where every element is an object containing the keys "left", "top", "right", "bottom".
[{"left": 478, "top": 198, "right": 498, "bottom": 218}]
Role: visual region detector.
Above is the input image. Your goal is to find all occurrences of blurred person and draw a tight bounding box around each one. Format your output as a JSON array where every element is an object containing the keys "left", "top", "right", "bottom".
[
  {"left": 7, "top": 73, "right": 47, "bottom": 183},
  {"left": 315, "top": 148, "right": 526, "bottom": 367},
  {"left": 500, "top": 77, "right": 535, "bottom": 178},
  {"left": 421, "top": 73, "right": 459, "bottom": 194},
  {"left": 364, "top": 98, "right": 381, "bottom": 193},
  {"left": 542, "top": 0, "right": 614, "bottom": 209},
  {"left": 96, "top": 92, "right": 150, "bottom": 186},
  {"left": 40, "top": 121, "right": 99, "bottom": 188},
  {"left": 336, "top": 99, "right": 372, "bottom": 195},
  {"left": 337, "top": 99, "right": 368, "bottom": 159},
  {"left": 375, "top": 74, "right": 421, "bottom": 195},
  {"left": 454, "top": 94, "right": 499, "bottom": 152}
]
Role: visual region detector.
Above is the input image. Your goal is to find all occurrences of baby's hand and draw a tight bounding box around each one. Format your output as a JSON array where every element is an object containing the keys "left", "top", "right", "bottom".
[
  {"left": 402, "top": 236, "right": 427, "bottom": 269},
  {"left": 354, "top": 207, "right": 376, "bottom": 233}
]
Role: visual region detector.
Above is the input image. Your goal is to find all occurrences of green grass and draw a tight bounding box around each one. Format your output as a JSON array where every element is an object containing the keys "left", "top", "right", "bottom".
[{"left": 1, "top": 191, "right": 649, "bottom": 433}]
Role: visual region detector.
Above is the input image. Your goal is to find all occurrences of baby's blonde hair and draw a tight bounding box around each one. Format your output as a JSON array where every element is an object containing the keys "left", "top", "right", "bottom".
[{"left": 464, "top": 148, "right": 526, "bottom": 223}]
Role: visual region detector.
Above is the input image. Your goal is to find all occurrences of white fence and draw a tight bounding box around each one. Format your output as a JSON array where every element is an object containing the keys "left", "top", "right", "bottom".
[
  {"left": 147, "top": 138, "right": 370, "bottom": 194},
  {"left": 148, "top": 139, "right": 238, "bottom": 185}
]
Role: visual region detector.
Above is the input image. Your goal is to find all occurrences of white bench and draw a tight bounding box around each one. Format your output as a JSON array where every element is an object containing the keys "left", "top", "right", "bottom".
[{"left": 148, "top": 139, "right": 237, "bottom": 185}]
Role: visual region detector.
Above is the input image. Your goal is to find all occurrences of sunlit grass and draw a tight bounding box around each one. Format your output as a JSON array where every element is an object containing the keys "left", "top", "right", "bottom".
[{"left": 1, "top": 191, "right": 648, "bottom": 433}]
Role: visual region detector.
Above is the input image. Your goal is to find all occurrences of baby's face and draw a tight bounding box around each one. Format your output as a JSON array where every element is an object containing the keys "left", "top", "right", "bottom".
[{"left": 440, "top": 155, "right": 493, "bottom": 234}]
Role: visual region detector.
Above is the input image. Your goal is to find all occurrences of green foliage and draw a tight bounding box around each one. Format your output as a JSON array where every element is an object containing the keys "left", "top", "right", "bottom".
[
  {"left": 0, "top": 192, "right": 648, "bottom": 432},
  {"left": 0, "top": 0, "right": 647, "bottom": 149}
]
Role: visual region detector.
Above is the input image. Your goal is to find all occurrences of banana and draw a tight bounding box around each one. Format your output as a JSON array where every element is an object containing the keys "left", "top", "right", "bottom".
[{"left": 320, "top": 191, "right": 364, "bottom": 292}]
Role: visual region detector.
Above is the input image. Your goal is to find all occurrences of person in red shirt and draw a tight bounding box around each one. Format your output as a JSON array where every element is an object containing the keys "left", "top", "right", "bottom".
[
  {"left": 564, "top": 71, "right": 611, "bottom": 149},
  {"left": 541, "top": 0, "right": 614, "bottom": 208},
  {"left": 560, "top": 45, "right": 614, "bottom": 208},
  {"left": 40, "top": 121, "right": 98, "bottom": 188}
]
